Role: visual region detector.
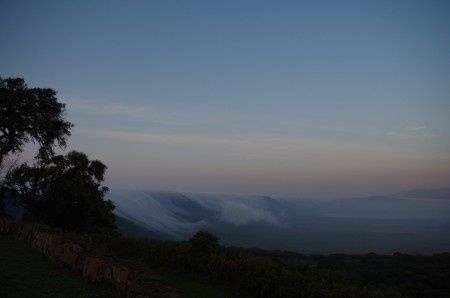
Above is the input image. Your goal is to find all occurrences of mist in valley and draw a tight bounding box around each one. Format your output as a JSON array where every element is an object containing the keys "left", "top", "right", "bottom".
[{"left": 109, "top": 188, "right": 450, "bottom": 254}]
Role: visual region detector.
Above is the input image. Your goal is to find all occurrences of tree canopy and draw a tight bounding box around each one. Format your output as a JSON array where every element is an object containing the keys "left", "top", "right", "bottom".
[
  {"left": 0, "top": 77, "right": 114, "bottom": 232},
  {"left": 189, "top": 230, "right": 220, "bottom": 255},
  {"left": 5, "top": 150, "right": 115, "bottom": 232},
  {"left": 0, "top": 77, "right": 72, "bottom": 165}
]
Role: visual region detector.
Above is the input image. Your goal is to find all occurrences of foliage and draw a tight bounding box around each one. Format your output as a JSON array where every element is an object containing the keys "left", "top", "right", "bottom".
[
  {"left": 92, "top": 232, "right": 402, "bottom": 298},
  {"left": 227, "top": 246, "right": 450, "bottom": 298},
  {"left": 311, "top": 253, "right": 450, "bottom": 298},
  {"left": 5, "top": 151, "right": 115, "bottom": 233},
  {"left": 189, "top": 231, "right": 219, "bottom": 256},
  {"left": 1, "top": 76, "right": 113, "bottom": 233},
  {"left": 0, "top": 77, "right": 72, "bottom": 166}
]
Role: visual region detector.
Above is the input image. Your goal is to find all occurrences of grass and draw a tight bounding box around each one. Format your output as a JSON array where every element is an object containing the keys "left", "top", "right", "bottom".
[
  {"left": 156, "top": 267, "right": 240, "bottom": 298},
  {"left": 0, "top": 235, "right": 116, "bottom": 298},
  {"left": 0, "top": 234, "right": 239, "bottom": 298}
]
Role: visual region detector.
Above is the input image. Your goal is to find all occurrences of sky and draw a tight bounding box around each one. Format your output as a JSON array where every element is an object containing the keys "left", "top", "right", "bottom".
[{"left": 1, "top": 0, "right": 449, "bottom": 198}]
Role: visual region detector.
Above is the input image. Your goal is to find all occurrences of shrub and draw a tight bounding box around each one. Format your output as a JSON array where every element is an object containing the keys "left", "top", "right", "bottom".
[{"left": 188, "top": 231, "right": 219, "bottom": 255}]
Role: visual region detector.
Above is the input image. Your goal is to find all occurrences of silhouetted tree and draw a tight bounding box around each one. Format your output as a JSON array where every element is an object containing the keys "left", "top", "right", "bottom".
[
  {"left": 5, "top": 151, "right": 115, "bottom": 232},
  {"left": 0, "top": 77, "right": 72, "bottom": 166},
  {"left": 189, "top": 230, "right": 220, "bottom": 255}
]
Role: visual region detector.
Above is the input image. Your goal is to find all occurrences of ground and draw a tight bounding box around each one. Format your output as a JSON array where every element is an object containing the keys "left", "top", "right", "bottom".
[
  {"left": 0, "top": 235, "right": 115, "bottom": 298},
  {"left": 0, "top": 235, "right": 238, "bottom": 298}
]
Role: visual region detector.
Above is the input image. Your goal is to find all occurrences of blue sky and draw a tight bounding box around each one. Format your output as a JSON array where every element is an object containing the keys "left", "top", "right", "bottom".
[{"left": 1, "top": 0, "right": 449, "bottom": 197}]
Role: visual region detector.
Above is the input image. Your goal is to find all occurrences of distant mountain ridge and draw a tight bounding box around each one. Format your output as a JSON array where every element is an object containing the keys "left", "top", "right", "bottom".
[
  {"left": 110, "top": 190, "right": 285, "bottom": 239},
  {"left": 107, "top": 188, "right": 450, "bottom": 254},
  {"left": 394, "top": 188, "right": 450, "bottom": 200},
  {"left": 3, "top": 187, "right": 450, "bottom": 254}
]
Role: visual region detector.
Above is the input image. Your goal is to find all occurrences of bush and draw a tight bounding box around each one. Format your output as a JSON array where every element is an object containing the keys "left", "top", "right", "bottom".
[{"left": 189, "top": 231, "right": 219, "bottom": 255}]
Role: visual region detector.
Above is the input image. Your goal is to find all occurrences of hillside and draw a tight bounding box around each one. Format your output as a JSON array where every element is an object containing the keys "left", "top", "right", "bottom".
[
  {"left": 0, "top": 235, "right": 114, "bottom": 298},
  {"left": 108, "top": 188, "right": 450, "bottom": 254}
]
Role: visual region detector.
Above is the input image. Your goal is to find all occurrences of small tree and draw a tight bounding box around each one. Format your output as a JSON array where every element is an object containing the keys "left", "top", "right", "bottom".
[
  {"left": 189, "top": 231, "right": 220, "bottom": 255},
  {"left": 5, "top": 151, "right": 115, "bottom": 232},
  {"left": 0, "top": 77, "right": 72, "bottom": 166}
]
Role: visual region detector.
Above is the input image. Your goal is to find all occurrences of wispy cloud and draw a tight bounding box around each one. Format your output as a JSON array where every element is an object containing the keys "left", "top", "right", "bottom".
[
  {"left": 75, "top": 128, "right": 434, "bottom": 162},
  {"left": 76, "top": 128, "right": 255, "bottom": 150},
  {"left": 66, "top": 100, "right": 437, "bottom": 144},
  {"left": 409, "top": 124, "right": 428, "bottom": 131},
  {"left": 386, "top": 123, "right": 436, "bottom": 139},
  {"left": 65, "top": 98, "right": 199, "bottom": 126}
]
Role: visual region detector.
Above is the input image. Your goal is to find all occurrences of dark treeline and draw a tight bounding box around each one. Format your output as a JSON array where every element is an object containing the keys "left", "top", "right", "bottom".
[
  {"left": 93, "top": 231, "right": 404, "bottom": 298},
  {"left": 226, "top": 247, "right": 450, "bottom": 298},
  {"left": 91, "top": 230, "right": 450, "bottom": 297}
]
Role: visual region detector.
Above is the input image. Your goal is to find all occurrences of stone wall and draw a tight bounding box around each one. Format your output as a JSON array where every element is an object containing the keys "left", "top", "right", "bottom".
[{"left": 0, "top": 216, "right": 181, "bottom": 298}]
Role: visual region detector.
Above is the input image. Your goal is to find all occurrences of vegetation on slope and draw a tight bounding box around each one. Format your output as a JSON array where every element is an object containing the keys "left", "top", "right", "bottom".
[
  {"left": 228, "top": 247, "right": 450, "bottom": 298},
  {"left": 92, "top": 231, "right": 402, "bottom": 298}
]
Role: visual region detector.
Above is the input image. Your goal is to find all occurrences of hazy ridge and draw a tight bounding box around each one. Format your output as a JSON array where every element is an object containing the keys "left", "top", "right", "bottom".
[{"left": 109, "top": 188, "right": 450, "bottom": 254}]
